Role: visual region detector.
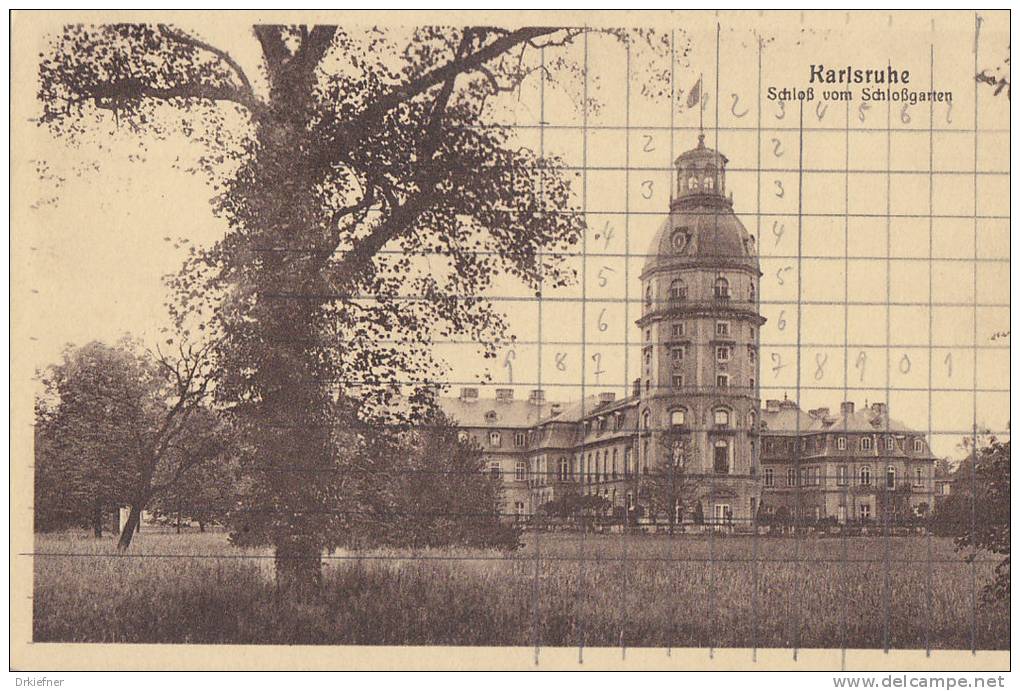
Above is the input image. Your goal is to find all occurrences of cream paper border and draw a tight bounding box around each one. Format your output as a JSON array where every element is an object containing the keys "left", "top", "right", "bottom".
[{"left": 10, "top": 9, "right": 1011, "bottom": 671}]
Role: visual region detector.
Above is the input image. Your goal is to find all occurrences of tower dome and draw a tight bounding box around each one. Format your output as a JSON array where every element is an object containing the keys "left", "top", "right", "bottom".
[{"left": 643, "top": 133, "right": 758, "bottom": 276}]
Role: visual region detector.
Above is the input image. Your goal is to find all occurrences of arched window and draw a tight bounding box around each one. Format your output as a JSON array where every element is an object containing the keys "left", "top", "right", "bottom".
[
  {"left": 749, "top": 282, "right": 756, "bottom": 303},
  {"left": 687, "top": 176, "right": 699, "bottom": 190},
  {"left": 704, "top": 176, "right": 714, "bottom": 190},
  {"left": 859, "top": 465, "right": 872, "bottom": 486},
  {"left": 713, "top": 408, "right": 730, "bottom": 427},
  {"left": 515, "top": 459, "right": 527, "bottom": 482},
  {"left": 642, "top": 409, "right": 651, "bottom": 430},
  {"left": 886, "top": 466, "right": 896, "bottom": 489},
  {"left": 714, "top": 277, "right": 730, "bottom": 299},
  {"left": 669, "top": 279, "right": 687, "bottom": 300},
  {"left": 747, "top": 411, "right": 756, "bottom": 429},
  {"left": 670, "top": 409, "right": 686, "bottom": 427},
  {"left": 558, "top": 457, "right": 569, "bottom": 481},
  {"left": 645, "top": 285, "right": 653, "bottom": 308}
]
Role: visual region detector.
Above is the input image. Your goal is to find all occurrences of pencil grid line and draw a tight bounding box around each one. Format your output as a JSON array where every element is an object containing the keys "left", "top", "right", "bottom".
[
  {"left": 925, "top": 42, "right": 937, "bottom": 659},
  {"left": 531, "top": 44, "right": 546, "bottom": 667},
  {"left": 969, "top": 12, "right": 982, "bottom": 656},
  {"left": 575, "top": 27, "right": 590, "bottom": 664}
]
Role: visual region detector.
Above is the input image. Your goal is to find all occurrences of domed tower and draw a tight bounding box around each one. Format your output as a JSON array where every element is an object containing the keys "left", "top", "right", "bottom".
[{"left": 635, "top": 134, "right": 764, "bottom": 527}]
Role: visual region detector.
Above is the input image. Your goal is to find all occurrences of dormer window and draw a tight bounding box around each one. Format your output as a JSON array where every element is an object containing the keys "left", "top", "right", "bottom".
[{"left": 484, "top": 411, "right": 497, "bottom": 423}]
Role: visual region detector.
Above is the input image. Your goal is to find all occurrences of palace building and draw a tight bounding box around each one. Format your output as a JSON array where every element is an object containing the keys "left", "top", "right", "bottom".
[{"left": 440, "top": 135, "right": 936, "bottom": 526}]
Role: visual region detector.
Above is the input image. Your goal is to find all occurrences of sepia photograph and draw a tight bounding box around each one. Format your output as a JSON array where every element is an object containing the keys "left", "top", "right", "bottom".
[{"left": 9, "top": 9, "right": 1011, "bottom": 673}]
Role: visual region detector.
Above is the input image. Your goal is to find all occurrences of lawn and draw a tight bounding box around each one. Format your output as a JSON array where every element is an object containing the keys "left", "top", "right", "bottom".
[{"left": 33, "top": 529, "right": 1009, "bottom": 649}]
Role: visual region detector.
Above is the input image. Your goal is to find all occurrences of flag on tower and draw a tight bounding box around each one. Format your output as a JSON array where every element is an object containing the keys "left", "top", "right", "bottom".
[{"left": 686, "top": 76, "right": 702, "bottom": 109}]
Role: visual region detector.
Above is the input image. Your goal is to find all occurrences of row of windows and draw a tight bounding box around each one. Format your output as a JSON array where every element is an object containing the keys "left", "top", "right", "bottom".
[
  {"left": 764, "top": 435, "right": 926, "bottom": 454},
  {"left": 644, "top": 321, "right": 756, "bottom": 342},
  {"left": 763, "top": 465, "right": 927, "bottom": 488},
  {"left": 645, "top": 279, "right": 756, "bottom": 305},
  {"left": 644, "top": 343, "right": 757, "bottom": 366},
  {"left": 644, "top": 407, "right": 756, "bottom": 430}
]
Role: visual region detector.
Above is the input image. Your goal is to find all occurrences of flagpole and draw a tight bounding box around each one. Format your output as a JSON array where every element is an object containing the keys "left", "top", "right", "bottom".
[{"left": 698, "top": 72, "right": 704, "bottom": 135}]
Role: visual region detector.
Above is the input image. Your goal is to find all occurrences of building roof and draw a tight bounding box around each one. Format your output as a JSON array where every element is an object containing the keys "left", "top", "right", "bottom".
[
  {"left": 438, "top": 392, "right": 637, "bottom": 429},
  {"left": 761, "top": 400, "right": 917, "bottom": 436},
  {"left": 438, "top": 397, "right": 552, "bottom": 429}
]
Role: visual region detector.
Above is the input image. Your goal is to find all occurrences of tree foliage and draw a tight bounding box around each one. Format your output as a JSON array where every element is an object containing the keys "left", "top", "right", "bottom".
[
  {"left": 36, "top": 23, "right": 674, "bottom": 588},
  {"left": 932, "top": 437, "right": 1010, "bottom": 603},
  {"left": 34, "top": 339, "right": 223, "bottom": 548}
]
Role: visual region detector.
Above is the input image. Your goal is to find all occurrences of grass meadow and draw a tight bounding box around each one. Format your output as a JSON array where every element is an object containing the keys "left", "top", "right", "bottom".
[{"left": 33, "top": 529, "right": 1008, "bottom": 649}]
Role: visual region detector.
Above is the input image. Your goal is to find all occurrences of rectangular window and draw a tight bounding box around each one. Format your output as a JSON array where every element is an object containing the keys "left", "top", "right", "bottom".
[
  {"left": 671, "top": 374, "right": 683, "bottom": 389},
  {"left": 837, "top": 436, "right": 847, "bottom": 451},
  {"left": 714, "top": 444, "right": 729, "bottom": 474},
  {"left": 859, "top": 503, "right": 871, "bottom": 521},
  {"left": 747, "top": 345, "right": 756, "bottom": 362},
  {"left": 836, "top": 465, "right": 848, "bottom": 486},
  {"left": 716, "top": 345, "right": 730, "bottom": 362},
  {"left": 886, "top": 467, "right": 896, "bottom": 489},
  {"left": 749, "top": 377, "right": 755, "bottom": 390},
  {"left": 514, "top": 460, "right": 526, "bottom": 482},
  {"left": 715, "top": 321, "right": 730, "bottom": 337},
  {"left": 716, "top": 373, "right": 729, "bottom": 387},
  {"left": 514, "top": 432, "right": 526, "bottom": 447},
  {"left": 671, "top": 346, "right": 685, "bottom": 363},
  {"left": 624, "top": 448, "right": 632, "bottom": 476},
  {"left": 787, "top": 468, "right": 796, "bottom": 486},
  {"left": 914, "top": 438, "right": 924, "bottom": 453},
  {"left": 914, "top": 467, "right": 924, "bottom": 487},
  {"left": 764, "top": 467, "right": 774, "bottom": 487},
  {"left": 671, "top": 323, "right": 685, "bottom": 338},
  {"left": 489, "top": 431, "right": 501, "bottom": 447},
  {"left": 861, "top": 437, "right": 873, "bottom": 451},
  {"left": 489, "top": 460, "right": 501, "bottom": 479}
]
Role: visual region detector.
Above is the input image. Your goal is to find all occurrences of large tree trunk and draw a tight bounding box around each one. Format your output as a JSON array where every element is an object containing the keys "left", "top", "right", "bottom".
[
  {"left": 275, "top": 534, "right": 323, "bottom": 595},
  {"left": 117, "top": 503, "right": 142, "bottom": 551},
  {"left": 91, "top": 501, "right": 103, "bottom": 538}
]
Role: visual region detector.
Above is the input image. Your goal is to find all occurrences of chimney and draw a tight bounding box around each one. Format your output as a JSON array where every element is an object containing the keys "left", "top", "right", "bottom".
[
  {"left": 550, "top": 403, "right": 563, "bottom": 416},
  {"left": 871, "top": 402, "right": 887, "bottom": 416},
  {"left": 495, "top": 388, "right": 513, "bottom": 402},
  {"left": 632, "top": 378, "right": 641, "bottom": 398},
  {"left": 840, "top": 401, "right": 855, "bottom": 415},
  {"left": 528, "top": 389, "right": 545, "bottom": 404},
  {"left": 766, "top": 399, "right": 781, "bottom": 412},
  {"left": 809, "top": 407, "right": 830, "bottom": 419},
  {"left": 599, "top": 392, "right": 616, "bottom": 404},
  {"left": 459, "top": 387, "right": 479, "bottom": 401}
]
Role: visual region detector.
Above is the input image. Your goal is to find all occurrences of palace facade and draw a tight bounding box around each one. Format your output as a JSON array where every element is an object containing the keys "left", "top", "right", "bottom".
[{"left": 440, "top": 135, "right": 936, "bottom": 526}]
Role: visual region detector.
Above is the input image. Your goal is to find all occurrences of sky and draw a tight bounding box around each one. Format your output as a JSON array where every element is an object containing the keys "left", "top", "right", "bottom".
[{"left": 13, "top": 11, "right": 1010, "bottom": 459}]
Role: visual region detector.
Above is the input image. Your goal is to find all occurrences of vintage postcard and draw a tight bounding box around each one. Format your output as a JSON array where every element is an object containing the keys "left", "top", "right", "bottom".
[{"left": 10, "top": 10, "right": 1011, "bottom": 672}]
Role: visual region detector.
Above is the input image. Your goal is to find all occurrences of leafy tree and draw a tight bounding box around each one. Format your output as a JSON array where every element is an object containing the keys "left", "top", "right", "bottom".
[
  {"left": 34, "top": 339, "right": 223, "bottom": 549},
  {"left": 34, "top": 341, "right": 140, "bottom": 535},
  {"left": 644, "top": 431, "right": 705, "bottom": 534},
  {"left": 149, "top": 441, "right": 242, "bottom": 533},
  {"left": 37, "top": 23, "right": 672, "bottom": 591},
  {"left": 933, "top": 436, "right": 1010, "bottom": 602}
]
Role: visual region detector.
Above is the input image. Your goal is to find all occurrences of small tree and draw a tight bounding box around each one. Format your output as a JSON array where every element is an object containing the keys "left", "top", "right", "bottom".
[
  {"left": 933, "top": 436, "right": 1010, "bottom": 603},
  {"left": 34, "top": 339, "right": 223, "bottom": 549},
  {"left": 645, "top": 431, "right": 704, "bottom": 534}
]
